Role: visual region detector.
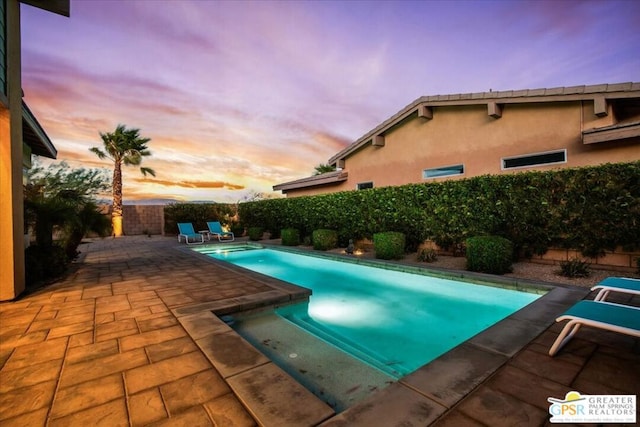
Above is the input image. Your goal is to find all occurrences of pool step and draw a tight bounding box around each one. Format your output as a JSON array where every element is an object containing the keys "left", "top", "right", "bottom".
[
  {"left": 177, "top": 310, "right": 335, "bottom": 426},
  {"left": 279, "top": 310, "right": 406, "bottom": 378},
  {"left": 232, "top": 312, "right": 395, "bottom": 413}
]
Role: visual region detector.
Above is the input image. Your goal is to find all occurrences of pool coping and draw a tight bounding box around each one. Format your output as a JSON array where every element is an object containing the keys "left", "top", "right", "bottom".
[{"left": 176, "top": 242, "right": 591, "bottom": 426}]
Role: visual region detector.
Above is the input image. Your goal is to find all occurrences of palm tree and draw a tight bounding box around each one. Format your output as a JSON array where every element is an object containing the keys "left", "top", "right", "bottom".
[
  {"left": 90, "top": 124, "right": 155, "bottom": 236},
  {"left": 313, "top": 163, "right": 336, "bottom": 175}
]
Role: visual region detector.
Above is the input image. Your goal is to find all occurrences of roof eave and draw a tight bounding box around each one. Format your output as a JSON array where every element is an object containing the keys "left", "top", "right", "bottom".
[
  {"left": 329, "top": 82, "right": 640, "bottom": 165},
  {"left": 582, "top": 121, "right": 640, "bottom": 144},
  {"left": 273, "top": 171, "right": 348, "bottom": 192},
  {"left": 22, "top": 101, "right": 57, "bottom": 159}
]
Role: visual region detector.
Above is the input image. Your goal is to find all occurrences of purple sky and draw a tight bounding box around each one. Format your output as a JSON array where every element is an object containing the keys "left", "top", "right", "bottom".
[{"left": 21, "top": 0, "right": 640, "bottom": 202}]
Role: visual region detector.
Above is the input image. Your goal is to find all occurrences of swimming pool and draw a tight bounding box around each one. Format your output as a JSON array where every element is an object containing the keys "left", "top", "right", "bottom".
[{"left": 193, "top": 244, "right": 543, "bottom": 410}]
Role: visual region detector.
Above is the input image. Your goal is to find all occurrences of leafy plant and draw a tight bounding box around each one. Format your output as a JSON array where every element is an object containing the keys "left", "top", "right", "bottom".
[
  {"left": 25, "top": 244, "right": 69, "bottom": 286},
  {"left": 417, "top": 248, "right": 438, "bottom": 263},
  {"left": 247, "top": 226, "right": 263, "bottom": 241},
  {"left": 466, "top": 236, "right": 513, "bottom": 275},
  {"left": 374, "top": 232, "right": 406, "bottom": 260},
  {"left": 24, "top": 161, "right": 112, "bottom": 264},
  {"left": 312, "top": 229, "right": 338, "bottom": 251},
  {"left": 281, "top": 228, "right": 300, "bottom": 246},
  {"left": 558, "top": 258, "right": 591, "bottom": 278}
]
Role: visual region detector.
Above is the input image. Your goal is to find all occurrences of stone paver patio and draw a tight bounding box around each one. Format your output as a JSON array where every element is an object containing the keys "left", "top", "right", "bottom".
[{"left": 1, "top": 236, "right": 638, "bottom": 426}]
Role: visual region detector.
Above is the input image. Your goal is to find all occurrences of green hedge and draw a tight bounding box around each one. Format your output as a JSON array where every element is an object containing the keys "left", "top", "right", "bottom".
[
  {"left": 312, "top": 229, "right": 338, "bottom": 251},
  {"left": 164, "top": 203, "right": 235, "bottom": 234},
  {"left": 374, "top": 231, "right": 406, "bottom": 260},
  {"left": 238, "top": 162, "right": 640, "bottom": 258},
  {"left": 466, "top": 236, "right": 513, "bottom": 274},
  {"left": 281, "top": 228, "right": 300, "bottom": 246}
]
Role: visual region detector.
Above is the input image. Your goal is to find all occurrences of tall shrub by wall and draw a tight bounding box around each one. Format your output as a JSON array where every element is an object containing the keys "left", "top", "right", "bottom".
[{"left": 238, "top": 162, "right": 640, "bottom": 257}]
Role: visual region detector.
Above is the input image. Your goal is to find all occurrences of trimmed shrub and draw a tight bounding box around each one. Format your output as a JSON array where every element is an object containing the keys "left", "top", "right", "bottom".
[
  {"left": 312, "top": 229, "right": 338, "bottom": 251},
  {"left": 247, "top": 227, "right": 263, "bottom": 241},
  {"left": 374, "top": 231, "right": 406, "bottom": 260},
  {"left": 417, "top": 248, "right": 438, "bottom": 263},
  {"left": 558, "top": 258, "right": 591, "bottom": 278},
  {"left": 466, "top": 236, "right": 513, "bottom": 274},
  {"left": 281, "top": 228, "right": 300, "bottom": 246},
  {"left": 230, "top": 222, "right": 245, "bottom": 237},
  {"left": 25, "top": 244, "right": 69, "bottom": 286}
]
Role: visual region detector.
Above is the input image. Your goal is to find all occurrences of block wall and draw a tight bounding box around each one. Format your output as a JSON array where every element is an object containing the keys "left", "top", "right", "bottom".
[{"left": 100, "top": 205, "right": 165, "bottom": 236}]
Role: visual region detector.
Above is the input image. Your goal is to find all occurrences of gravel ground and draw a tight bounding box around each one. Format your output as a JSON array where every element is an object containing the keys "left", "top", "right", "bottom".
[{"left": 323, "top": 246, "right": 639, "bottom": 289}]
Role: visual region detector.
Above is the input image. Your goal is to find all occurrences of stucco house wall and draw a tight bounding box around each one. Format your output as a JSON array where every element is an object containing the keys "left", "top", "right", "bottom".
[{"left": 274, "top": 84, "right": 640, "bottom": 197}]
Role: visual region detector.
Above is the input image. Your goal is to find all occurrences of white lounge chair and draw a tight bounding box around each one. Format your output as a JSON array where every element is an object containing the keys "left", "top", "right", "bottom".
[
  {"left": 591, "top": 277, "right": 640, "bottom": 302},
  {"left": 548, "top": 300, "right": 640, "bottom": 356},
  {"left": 177, "top": 222, "right": 205, "bottom": 245},
  {"left": 206, "top": 221, "right": 234, "bottom": 242}
]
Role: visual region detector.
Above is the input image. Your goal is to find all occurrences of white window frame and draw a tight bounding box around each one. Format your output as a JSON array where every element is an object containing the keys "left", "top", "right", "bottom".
[
  {"left": 356, "top": 181, "right": 374, "bottom": 190},
  {"left": 422, "top": 164, "right": 465, "bottom": 180},
  {"left": 501, "top": 149, "right": 567, "bottom": 170}
]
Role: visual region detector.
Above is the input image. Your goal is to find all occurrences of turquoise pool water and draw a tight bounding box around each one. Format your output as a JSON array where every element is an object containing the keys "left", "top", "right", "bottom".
[{"left": 196, "top": 245, "right": 541, "bottom": 378}]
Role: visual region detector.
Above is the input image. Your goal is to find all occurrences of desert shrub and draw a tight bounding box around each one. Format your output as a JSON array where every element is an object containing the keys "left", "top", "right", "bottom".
[
  {"left": 312, "top": 229, "right": 338, "bottom": 251},
  {"left": 247, "top": 227, "right": 263, "bottom": 241},
  {"left": 466, "top": 236, "right": 513, "bottom": 275},
  {"left": 25, "top": 244, "right": 69, "bottom": 286},
  {"left": 281, "top": 228, "right": 300, "bottom": 246},
  {"left": 374, "top": 231, "right": 406, "bottom": 260},
  {"left": 417, "top": 248, "right": 438, "bottom": 263},
  {"left": 558, "top": 258, "right": 591, "bottom": 278}
]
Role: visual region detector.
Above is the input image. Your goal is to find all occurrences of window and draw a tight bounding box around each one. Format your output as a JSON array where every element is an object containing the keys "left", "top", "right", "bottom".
[
  {"left": 423, "top": 164, "right": 464, "bottom": 179},
  {"left": 502, "top": 149, "right": 566, "bottom": 170},
  {"left": 357, "top": 181, "right": 373, "bottom": 190}
]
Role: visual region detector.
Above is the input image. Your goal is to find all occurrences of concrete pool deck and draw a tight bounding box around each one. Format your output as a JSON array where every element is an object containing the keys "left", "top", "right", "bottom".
[{"left": 1, "top": 236, "right": 638, "bottom": 426}]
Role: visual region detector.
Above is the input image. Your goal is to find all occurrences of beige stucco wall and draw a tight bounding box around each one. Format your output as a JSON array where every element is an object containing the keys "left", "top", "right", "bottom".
[{"left": 287, "top": 100, "right": 639, "bottom": 197}]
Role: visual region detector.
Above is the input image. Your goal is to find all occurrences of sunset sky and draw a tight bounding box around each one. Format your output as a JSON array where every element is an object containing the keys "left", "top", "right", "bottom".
[{"left": 21, "top": 0, "right": 640, "bottom": 203}]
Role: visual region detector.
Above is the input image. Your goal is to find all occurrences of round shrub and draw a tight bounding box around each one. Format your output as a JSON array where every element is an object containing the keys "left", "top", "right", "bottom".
[
  {"left": 247, "top": 226, "right": 263, "bottom": 241},
  {"left": 465, "top": 236, "right": 513, "bottom": 275},
  {"left": 312, "top": 229, "right": 338, "bottom": 251},
  {"left": 281, "top": 228, "right": 300, "bottom": 246},
  {"left": 374, "top": 231, "right": 406, "bottom": 260}
]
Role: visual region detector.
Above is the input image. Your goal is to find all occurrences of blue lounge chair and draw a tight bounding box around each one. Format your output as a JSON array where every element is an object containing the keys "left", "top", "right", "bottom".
[
  {"left": 548, "top": 300, "right": 640, "bottom": 356},
  {"left": 177, "top": 222, "right": 204, "bottom": 245},
  {"left": 591, "top": 277, "right": 640, "bottom": 302},
  {"left": 207, "top": 221, "right": 234, "bottom": 242}
]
